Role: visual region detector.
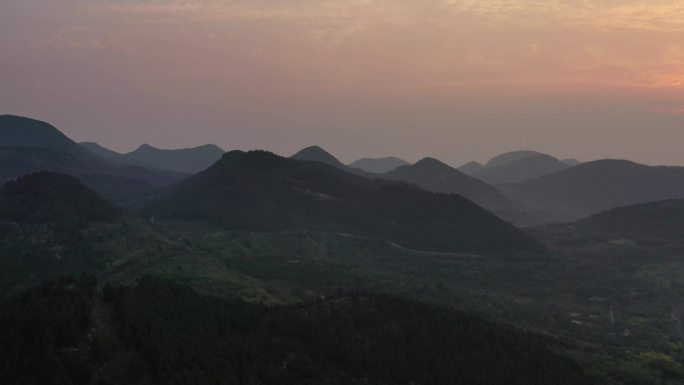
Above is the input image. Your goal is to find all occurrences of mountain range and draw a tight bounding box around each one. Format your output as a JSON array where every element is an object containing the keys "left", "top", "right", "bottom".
[
  {"left": 3, "top": 114, "right": 684, "bottom": 383},
  {"left": 81, "top": 141, "right": 225, "bottom": 174},
  {"left": 145, "top": 150, "right": 538, "bottom": 253},
  {"left": 290, "top": 145, "right": 520, "bottom": 214},
  {"left": 0, "top": 115, "right": 186, "bottom": 206},
  {"left": 8, "top": 115, "right": 684, "bottom": 229},
  {"left": 457, "top": 150, "right": 572, "bottom": 185},
  {"left": 502, "top": 159, "right": 684, "bottom": 221},
  {"left": 382, "top": 157, "right": 517, "bottom": 212}
]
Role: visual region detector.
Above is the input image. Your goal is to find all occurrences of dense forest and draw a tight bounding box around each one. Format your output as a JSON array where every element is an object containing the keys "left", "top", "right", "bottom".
[
  {"left": 0, "top": 276, "right": 591, "bottom": 385},
  {"left": 0, "top": 173, "right": 121, "bottom": 290}
]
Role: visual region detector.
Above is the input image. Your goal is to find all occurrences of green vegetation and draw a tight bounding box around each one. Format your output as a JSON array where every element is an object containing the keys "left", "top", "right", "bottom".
[
  {"left": 2, "top": 172, "right": 683, "bottom": 384},
  {"left": 0, "top": 173, "right": 121, "bottom": 292},
  {"left": 0, "top": 276, "right": 591, "bottom": 385}
]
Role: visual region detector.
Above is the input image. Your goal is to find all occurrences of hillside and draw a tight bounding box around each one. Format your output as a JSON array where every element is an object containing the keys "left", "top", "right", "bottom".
[
  {"left": 348, "top": 156, "right": 409, "bottom": 173},
  {"left": 145, "top": 150, "right": 538, "bottom": 253},
  {"left": 382, "top": 157, "right": 517, "bottom": 211},
  {"left": 534, "top": 199, "right": 684, "bottom": 253},
  {"left": 0, "top": 173, "right": 121, "bottom": 289},
  {"left": 474, "top": 153, "right": 570, "bottom": 184},
  {"left": 0, "top": 172, "right": 120, "bottom": 225},
  {"left": 0, "top": 276, "right": 591, "bottom": 385},
  {"left": 503, "top": 159, "right": 684, "bottom": 221},
  {"left": 80, "top": 141, "right": 122, "bottom": 158},
  {"left": 576, "top": 199, "right": 684, "bottom": 236}
]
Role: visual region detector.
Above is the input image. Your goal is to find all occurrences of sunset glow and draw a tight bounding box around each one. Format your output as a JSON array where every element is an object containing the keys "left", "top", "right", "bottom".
[{"left": 2, "top": 0, "right": 684, "bottom": 165}]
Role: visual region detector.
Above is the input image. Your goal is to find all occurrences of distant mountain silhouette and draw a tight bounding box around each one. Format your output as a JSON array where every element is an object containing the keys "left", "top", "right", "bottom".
[
  {"left": 348, "top": 156, "right": 409, "bottom": 173},
  {"left": 382, "top": 157, "right": 516, "bottom": 212},
  {"left": 502, "top": 159, "right": 684, "bottom": 221},
  {"left": 484, "top": 150, "right": 544, "bottom": 169},
  {"left": 291, "top": 145, "right": 349, "bottom": 169},
  {"left": 0, "top": 115, "right": 96, "bottom": 161},
  {"left": 80, "top": 141, "right": 122, "bottom": 159},
  {"left": 0, "top": 115, "right": 186, "bottom": 206},
  {"left": 82, "top": 142, "right": 225, "bottom": 174},
  {"left": 457, "top": 161, "right": 484, "bottom": 175},
  {"left": 561, "top": 158, "right": 581, "bottom": 167},
  {"left": 289, "top": 146, "right": 522, "bottom": 217},
  {"left": 474, "top": 153, "right": 570, "bottom": 184},
  {"left": 145, "top": 150, "right": 538, "bottom": 253}
]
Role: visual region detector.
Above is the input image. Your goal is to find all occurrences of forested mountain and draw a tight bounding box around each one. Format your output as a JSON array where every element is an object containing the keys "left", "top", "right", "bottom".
[
  {"left": 348, "top": 156, "right": 409, "bottom": 173},
  {"left": 81, "top": 142, "right": 225, "bottom": 174},
  {"left": 0, "top": 276, "right": 591, "bottom": 385},
  {"left": 0, "top": 172, "right": 120, "bottom": 225},
  {"left": 382, "top": 157, "right": 517, "bottom": 211},
  {"left": 0, "top": 173, "right": 121, "bottom": 290},
  {"left": 144, "top": 150, "right": 539, "bottom": 253},
  {"left": 533, "top": 199, "right": 684, "bottom": 253},
  {"left": 502, "top": 159, "right": 684, "bottom": 221}
]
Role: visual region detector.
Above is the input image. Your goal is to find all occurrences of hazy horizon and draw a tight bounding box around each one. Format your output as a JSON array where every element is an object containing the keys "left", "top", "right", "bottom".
[{"left": 2, "top": 0, "right": 684, "bottom": 166}]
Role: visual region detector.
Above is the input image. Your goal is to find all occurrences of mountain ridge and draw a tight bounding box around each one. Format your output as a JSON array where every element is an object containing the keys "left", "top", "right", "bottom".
[
  {"left": 383, "top": 157, "right": 517, "bottom": 212},
  {"left": 145, "top": 150, "right": 539, "bottom": 253}
]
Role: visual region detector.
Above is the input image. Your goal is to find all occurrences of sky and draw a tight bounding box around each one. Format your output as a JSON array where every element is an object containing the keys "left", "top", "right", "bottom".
[{"left": 1, "top": 0, "right": 684, "bottom": 166}]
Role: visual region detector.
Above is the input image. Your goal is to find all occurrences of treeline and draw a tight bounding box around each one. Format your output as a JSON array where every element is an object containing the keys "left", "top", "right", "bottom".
[
  {"left": 0, "top": 276, "right": 97, "bottom": 384},
  {"left": 0, "top": 276, "right": 591, "bottom": 385}
]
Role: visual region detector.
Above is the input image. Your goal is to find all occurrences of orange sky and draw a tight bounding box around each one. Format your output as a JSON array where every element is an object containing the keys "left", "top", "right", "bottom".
[{"left": 1, "top": 0, "right": 684, "bottom": 165}]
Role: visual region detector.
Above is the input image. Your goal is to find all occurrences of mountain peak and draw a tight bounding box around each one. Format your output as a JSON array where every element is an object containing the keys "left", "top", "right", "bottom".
[
  {"left": 291, "top": 146, "right": 345, "bottom": 169},
  {"left": 413, "top": 157, "right": 452, "bottom": 170},
  {"left": 458, "top": 161, "right": 484, "bottom": 175},
  {"left": 135, "top": 143, "right": 157, "bottom": 152}
]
